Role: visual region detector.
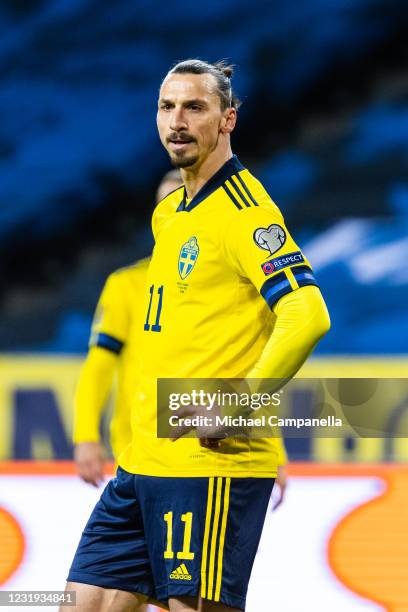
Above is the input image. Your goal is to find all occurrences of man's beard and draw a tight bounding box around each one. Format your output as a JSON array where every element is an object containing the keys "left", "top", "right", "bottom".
[{"left": 169, "top": 151, "right": 199, "bottom": 169}]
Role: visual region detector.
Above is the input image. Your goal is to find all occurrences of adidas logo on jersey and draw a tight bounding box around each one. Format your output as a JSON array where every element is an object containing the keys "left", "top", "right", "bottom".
[{"left": 170, "top": 563, "right": 192, "bottom": 580}]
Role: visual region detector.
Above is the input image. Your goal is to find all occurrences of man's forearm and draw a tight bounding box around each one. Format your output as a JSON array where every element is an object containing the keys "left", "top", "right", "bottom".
[{"left": 246, "top": 285, "right": 330, "bottom": 385}]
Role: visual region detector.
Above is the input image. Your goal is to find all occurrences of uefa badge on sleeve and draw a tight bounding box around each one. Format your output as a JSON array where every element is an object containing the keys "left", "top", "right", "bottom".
[
  {"left": 261, "top": 251, "right": 305, "bottom": 276},
  {"left": 253, "top": 224, "right": 286, "bottom": 255},
  {"left": 262, "top": 261, "right": 275, "bottom": 276},
  {"left": 178, "top": 236, "right": 199, "bottom": 280}
]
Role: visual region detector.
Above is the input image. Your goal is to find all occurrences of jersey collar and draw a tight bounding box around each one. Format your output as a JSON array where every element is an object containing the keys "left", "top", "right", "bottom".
[{"left": 176, "top": 154, "right": 245, "bottom": 212}]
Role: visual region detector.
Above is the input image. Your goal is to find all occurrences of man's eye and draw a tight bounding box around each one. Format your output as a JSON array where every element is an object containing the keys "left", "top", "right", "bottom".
[
  {"left": 189, "top": 105, "right": 201, "bottom": 111},
  {"left": 161, "top": 104, "right": 172, "bottom": 110}
]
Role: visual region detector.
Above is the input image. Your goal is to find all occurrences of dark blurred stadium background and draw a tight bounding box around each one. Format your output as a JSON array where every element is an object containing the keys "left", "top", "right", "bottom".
[
  {"left": 1, "top": 2, "right": 408, "bottom": 608},
  {"left": 0, "top": 0, "right": 407, "bottom": 354}
]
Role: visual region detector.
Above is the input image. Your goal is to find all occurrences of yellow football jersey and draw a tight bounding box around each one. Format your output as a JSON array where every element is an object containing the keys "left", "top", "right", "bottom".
[
  {"left": 90, "top": 258, "right": 150, "bottom": 459},
  {"left": 119, "top": 156, "right": 315, "bottom": 477}
]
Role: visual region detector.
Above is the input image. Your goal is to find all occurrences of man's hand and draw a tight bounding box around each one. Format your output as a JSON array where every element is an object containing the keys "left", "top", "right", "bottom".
[
  {"left": 169, "top": 404, "right": 226, "bottom": 449},
  {"left": 74, "top": 442, "right": 106, "bottom": 487},
  {"left": 272, "top": 465, "right": 288, "bottom": 510}
]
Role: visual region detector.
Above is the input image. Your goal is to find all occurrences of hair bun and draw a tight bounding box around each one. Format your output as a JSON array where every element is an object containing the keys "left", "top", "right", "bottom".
[{"left": 214, "top": 60, "right": 234, "bottom": 79}]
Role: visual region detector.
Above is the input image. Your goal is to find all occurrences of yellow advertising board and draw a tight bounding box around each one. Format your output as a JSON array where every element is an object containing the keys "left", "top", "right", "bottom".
[{"left": 0, "top": 355, "right": 407, "bottom": 462}]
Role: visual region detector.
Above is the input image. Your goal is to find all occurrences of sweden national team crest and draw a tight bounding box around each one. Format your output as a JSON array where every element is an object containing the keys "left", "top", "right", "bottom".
[{"left": 178, "top": 236, "right": 199, "bottom": 280}]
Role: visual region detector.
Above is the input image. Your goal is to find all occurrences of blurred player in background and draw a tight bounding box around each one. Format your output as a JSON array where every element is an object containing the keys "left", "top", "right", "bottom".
[
  {"left": 65, "top": 60, "right": 325, "bottom": 612},
  {"left": 73, "top": 170, "right": 182, "bottom": 486}
]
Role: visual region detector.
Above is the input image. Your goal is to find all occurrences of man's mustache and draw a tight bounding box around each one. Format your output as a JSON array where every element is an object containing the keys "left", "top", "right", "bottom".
[{"left": 167, "top": 133, "right": 196, "bottom": 143}]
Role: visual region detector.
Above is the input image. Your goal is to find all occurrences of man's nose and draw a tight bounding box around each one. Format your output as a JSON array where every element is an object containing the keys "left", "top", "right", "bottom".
[{"left": 170, "top": 107, "right": 188, "bottom": 131}]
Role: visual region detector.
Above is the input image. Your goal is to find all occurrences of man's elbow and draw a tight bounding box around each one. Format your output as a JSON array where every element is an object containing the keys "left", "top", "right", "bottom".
[{"left": 312, "top": 298, "right": 331, "bottom": 343}]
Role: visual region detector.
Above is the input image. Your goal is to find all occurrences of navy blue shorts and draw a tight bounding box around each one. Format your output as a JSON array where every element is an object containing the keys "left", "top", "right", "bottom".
[{"left": 68, "top": 467, "right": 274, "bottom": 610}]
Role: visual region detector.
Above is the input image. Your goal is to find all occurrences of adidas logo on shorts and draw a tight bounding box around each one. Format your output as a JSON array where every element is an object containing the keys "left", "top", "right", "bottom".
[{"left": 170, "top": 563, "right": 192, "bottom": 580}]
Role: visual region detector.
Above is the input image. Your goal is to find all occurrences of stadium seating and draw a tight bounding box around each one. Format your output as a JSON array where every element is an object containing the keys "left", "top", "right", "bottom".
[{"left": 0, "top": 0, "right": 406, "bottom": 352}]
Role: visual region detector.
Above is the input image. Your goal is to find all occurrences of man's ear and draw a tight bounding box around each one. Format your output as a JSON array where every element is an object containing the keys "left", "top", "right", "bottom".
[{"left": 220, "top": 108, "right": 237, "bottom": 134}]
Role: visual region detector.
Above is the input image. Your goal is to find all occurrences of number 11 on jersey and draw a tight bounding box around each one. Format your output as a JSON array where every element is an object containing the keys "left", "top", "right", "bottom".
[{"left": 144, "top": 284, "right": 164, "bottom": 332}]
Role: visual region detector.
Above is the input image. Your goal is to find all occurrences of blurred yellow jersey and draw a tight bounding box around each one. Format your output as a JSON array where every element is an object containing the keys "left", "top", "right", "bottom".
[
  {"left": 90, "top": 258, "right": 149, "bottom": 459},
  {"left": 120, "top": 156, "right": 310, "bottom": 477}
]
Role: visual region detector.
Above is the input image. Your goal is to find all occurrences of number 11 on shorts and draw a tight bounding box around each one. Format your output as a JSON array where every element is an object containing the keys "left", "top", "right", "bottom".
[{"left": 163, "top": 511, "right": 195, "bottom": 560}]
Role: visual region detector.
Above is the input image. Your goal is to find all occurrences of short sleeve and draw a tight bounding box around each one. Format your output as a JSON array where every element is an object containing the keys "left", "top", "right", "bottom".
[
  {"left": 223, "top": 205, "right": 318, "bottom": 309},
  {"left": 89, "top": 272, "right": 129, "bottom": 354}
]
